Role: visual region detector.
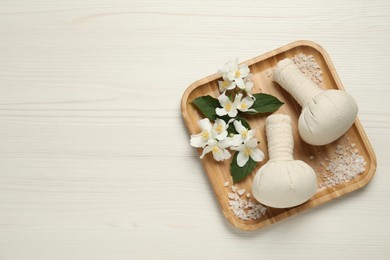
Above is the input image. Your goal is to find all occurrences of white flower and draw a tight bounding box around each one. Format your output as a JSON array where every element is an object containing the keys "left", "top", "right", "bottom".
[
  {"left": 200, "top": 138, "right": 232, "bottom": 161},
  {"left": 216, "top": 92, "right": 240, "bottom": 118},
  {"left": 232, "top": 120, "right": 255, "bottom": 145},
  {"left": 236, "top": 93, "right": 255, "bottom": 113},
  {"left": 190, "top": 118, "right": 213, "bottom": 148},
  {"left": 218, "top": 58, "right": 250, "bottom": 89},
  {"left": 218, "top": 80, "right": 236, "bottom": 93},
  {"left": 231, "top": 138, "right": 264, "bottom": 167},
  {"left": 242, "top": 78, "right": 254, "bottom": 94},
  {"left": 211, "top": 118, "right": 228, "bottom": 140}
]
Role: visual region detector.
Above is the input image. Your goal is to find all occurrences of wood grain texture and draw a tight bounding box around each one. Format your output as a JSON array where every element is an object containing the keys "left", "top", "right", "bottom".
[
  {"left": 0, "top": 0, "right": 390, "bottom": 259},
  {"left": 181, "top": 41, "right": 377, "bottom": 230}
]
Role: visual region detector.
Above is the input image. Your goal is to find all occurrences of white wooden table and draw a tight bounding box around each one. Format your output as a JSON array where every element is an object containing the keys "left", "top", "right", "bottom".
[{"left": 0, "top": 1, "right": 389, "bottom": 259}]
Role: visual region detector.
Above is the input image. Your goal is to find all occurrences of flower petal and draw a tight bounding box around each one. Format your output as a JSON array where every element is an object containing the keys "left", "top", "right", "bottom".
[
  {"left": 228, "top": 108, "right": 238, "bottom": 118},
  {"left": 218, "top": 81, "right": 226, "bottom": 93},
  {"left": 222, "top": 74, "right": 230, "bottom": 82},
  {"left": 199, "top": 118, "right": 212, "bottom": 132},
  {"left": 218, "top": 137, "right": 233, "bottom": 149},
  {"left": 206, "top": 138, "right": 217, "bottom": 146},
  {"left": 237, "top": 151, "right": 249, "bottom": 167},
  {"left": 245, "top": 138, "right": 258, "bottom": 148},
  {"left": 217, "top": 92, "right": 229, "bottom": 105},
  {"left": 223, "top": 149, "right": 231, "bottom": 160},
  {"left": 226, "top": 81, "right": 236, "bottom": 90},
  {"left": 200, "top": 145, "right": 213, "bottom": 159},
  {"left": 215, "top": 131, "right": 228, "bottom": 141},
  {"left": 234, "top": 93, "right": 243, "bottom": 104},
  {"left": 250, "top": 148, "right": 265, "bottom": 162},
  {"left": 233, "top": 120, "right": 246, "bottom": 134},
  {"left": 216, "top": 107, "right": 227, "bottom": 116},
  {"left": 239, "top": 66, "right": 250, "bottom": 78},
  {"left": 214, "top": 119, "right": 226, "bottom": 129},
  {"left": 230, "top": 143, "right": 244, "bottom": 152},
  {"left": 242, "top": 96, "right": 255, "bottom": 108},
  {"left": 190, "top": 134, "right": 206, "bottom": 148},
  {"left": 247, "top": 130, "right": 256, "bottom": 139},
  {"left": 227, "top": 72, "right": 235, "bottom": 81},
  {"left": 245, "top": 80, "right": 254, "bottom": 93},
  {"left": 232, "top": 135, "right": 243, "bottom": 146},
  {"left": 235, "top": 77, "right": 245, "bottom": 89},
  {"left": 212, "top": 147, "right": 224, "bottom": 161}
]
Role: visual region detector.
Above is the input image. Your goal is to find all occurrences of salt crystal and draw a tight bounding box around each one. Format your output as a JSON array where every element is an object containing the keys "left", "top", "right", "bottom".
[
  {"left": 293, "top": 53, "right": 323, "bottom": 85},
  {"left": 309, "top": 155, "right": 314, "bottom": 160},
  {"left": 227, "top": 190, "right": 266, "bottom": 220},
  {"left": 318, "top": 143, "right": 366, "bottom": 187},
  {"left": 228, "top": 193, "right": 236, "bottom": 200},
  {"left": 231, "top": 186, "right": 237, "bottom": 192},
  {"left": 223, "top": 181, "right": 229, "bottom": 187},
  {"left": 237, "top": 189, "right": 246, "bottom": 196},
  {"left": 246, "top": 193, "right": 251, "bottom": 198}
]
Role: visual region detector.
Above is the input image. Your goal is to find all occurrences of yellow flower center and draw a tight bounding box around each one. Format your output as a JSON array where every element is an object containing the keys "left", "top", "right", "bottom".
[
  {"left": 244, "top": 147, "right": 252, "bottom": 156},
  {"left": 235, "top": 70, "right": 241, "bottom": 78},
  {"left": 240, "top": 102, "right": 248, "bottom": 110},
  {"left": 222, "top": 81, "right": 229, "bottom": 88},
  {"left": 215, "top": 124, "right": 223, "bottom": 133},
  {"left": 201, "top": 131, "right": 209, "bottom": 140},
  {"left": 212, "top": 146, "right": 220, "bottom": 153},
  {"left": 225, "top": 102, "right": 232, "bottom": 111},
  {"left": 241, "top": 130, "right": 248, "bottom": 139}
]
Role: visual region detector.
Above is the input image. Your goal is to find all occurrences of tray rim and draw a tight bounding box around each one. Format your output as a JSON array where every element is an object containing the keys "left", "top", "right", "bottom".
[{"left": 181, "top": 40, "right": 377, "bottom": 231}]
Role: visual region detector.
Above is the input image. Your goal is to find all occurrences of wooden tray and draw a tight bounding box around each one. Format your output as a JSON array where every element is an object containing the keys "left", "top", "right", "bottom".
[{"left": 181, "top": 40, "right": 377, "bottom": 231}]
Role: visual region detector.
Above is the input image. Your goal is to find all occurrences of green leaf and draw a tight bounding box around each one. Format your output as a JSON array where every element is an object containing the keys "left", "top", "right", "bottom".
[
  {"left": 192, "top": 95, "right": 220, "bottom": 120},
  {"left": 226, "top": 117, "right": 250, "bottom": 135},
  {"left": 230, "top": 152, "right": 258, "bottom": 183},
  {"left": 244, "top": 93, "right": 284, "bottom": 114}
]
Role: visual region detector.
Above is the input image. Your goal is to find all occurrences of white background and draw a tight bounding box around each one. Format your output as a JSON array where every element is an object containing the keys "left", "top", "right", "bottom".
[{"left": 0, "top": 0, "right": 389, "bottom": 259}]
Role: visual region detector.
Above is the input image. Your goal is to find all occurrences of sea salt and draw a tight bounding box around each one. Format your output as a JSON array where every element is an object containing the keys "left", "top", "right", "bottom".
[
  {"left": 228, "top": 193, "right": 236, "bottom": 200},
  {"left": 319, "top": 143, "right": 366, "bottom": 188},
  {"left": 292, "top": 53, "right": 323, "bottom": 85},
  {"left": 225, "top": 184, "right": 267, "bottom": 220},
  {"left": 223, "top": 181, "right": 229, "bottom": 187},
  {"left": 237, "top": 189, "right": 246, "bottom": 196}
]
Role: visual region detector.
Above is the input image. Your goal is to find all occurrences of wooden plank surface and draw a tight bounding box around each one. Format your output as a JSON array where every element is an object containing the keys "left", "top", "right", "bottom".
[{"left": 0, "top": 0, "right": 389, "bottom": 259}]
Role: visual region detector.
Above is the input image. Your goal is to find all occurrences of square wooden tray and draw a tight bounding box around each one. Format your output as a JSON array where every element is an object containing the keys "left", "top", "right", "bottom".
[{"left": 181, "top": 40, "right": 377, "bottom": 231}]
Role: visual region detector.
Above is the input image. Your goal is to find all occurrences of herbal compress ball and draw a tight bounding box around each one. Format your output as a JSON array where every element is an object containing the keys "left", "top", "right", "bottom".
[
  {"left": 252, "top": 114, "right": 317, "bottom": 208},
  {"left": 273, "top": 58, "right": 358, "bottom": 146}
]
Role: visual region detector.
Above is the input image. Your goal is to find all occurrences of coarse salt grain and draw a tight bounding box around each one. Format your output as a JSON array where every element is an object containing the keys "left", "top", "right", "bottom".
[
  {"left": 227, "top": 192, "right": 267, "bottom": 221},
  {"left": 237, "top": 189, "right": 246, "bottom": 196},
  {"left": 225, "top": 184, "right": 266, "bottom": 220},
  {"left": 292, "top": 53, "right": 323, "bottom": 85},
  {"left": 228, "top": 193, "right": 236, "bottom": 200},
  {"left": 223, "top": 181, "right": 229, "bottom": 187},
  {"left": 319, "top": 143, "right": 366, "bottom": 188}
]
